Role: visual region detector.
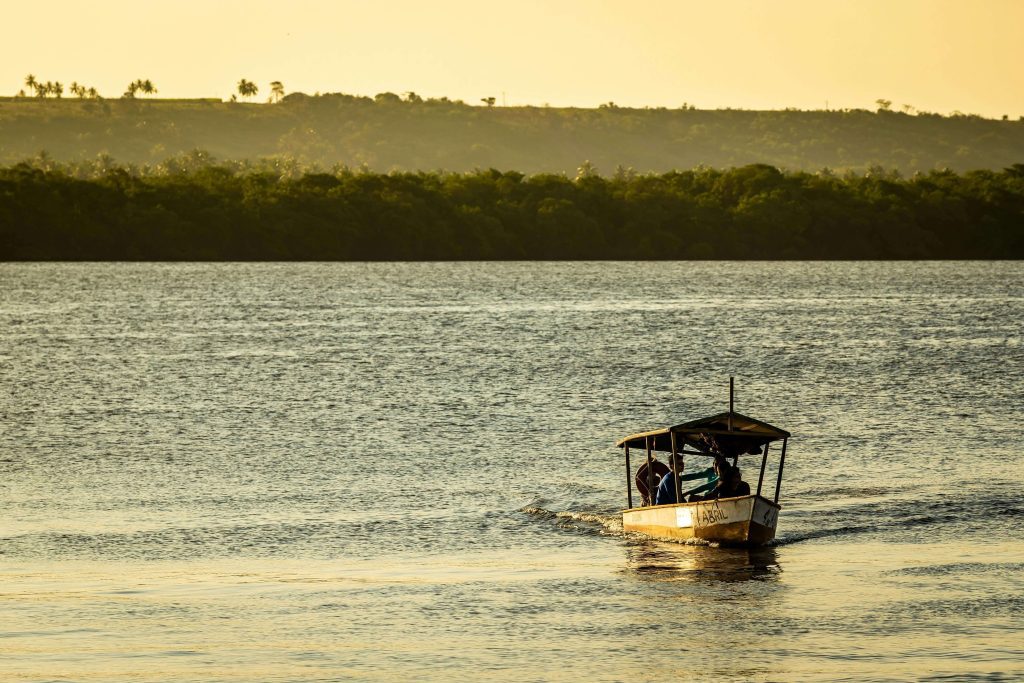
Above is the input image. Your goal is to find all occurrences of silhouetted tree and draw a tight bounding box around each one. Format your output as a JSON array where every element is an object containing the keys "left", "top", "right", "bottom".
[
  {"left": 876, "top": 99, "right": 892, "bottom": 112},
  {"left": 237, "top": 79, "right": 258, "bottom": 100},
  {"left": 481, "top": 97, "right": 496, "bottom": 107},
  {"left": 270, "top": 81, "right": 284, "bottom": 103},
  {"left": 122, "top": 79, "right": 156, "bottom": 98}
]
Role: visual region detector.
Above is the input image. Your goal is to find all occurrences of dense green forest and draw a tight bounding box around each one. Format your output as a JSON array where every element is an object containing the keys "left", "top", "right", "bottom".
[
  {"left": 3, "top": 160, "right": 1022, "bottom": 260},
  {"left": 2, "top": 94, "right": 1024, "bottom": 174}
]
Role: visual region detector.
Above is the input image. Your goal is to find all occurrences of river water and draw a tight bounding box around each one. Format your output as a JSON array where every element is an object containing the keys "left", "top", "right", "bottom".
[{"left": 2, "top": 261, "right": 1022, "bottom": 682}]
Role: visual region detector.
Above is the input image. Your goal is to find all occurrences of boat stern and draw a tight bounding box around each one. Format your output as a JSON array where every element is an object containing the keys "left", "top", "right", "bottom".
[{"left": 622, "top": 495, "right": 779, "bottom": 546}]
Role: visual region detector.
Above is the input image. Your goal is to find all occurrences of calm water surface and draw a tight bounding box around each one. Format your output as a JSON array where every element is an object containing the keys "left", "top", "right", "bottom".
[{"left": 2, "top": 262, "right": 1023, "bottom": 682}]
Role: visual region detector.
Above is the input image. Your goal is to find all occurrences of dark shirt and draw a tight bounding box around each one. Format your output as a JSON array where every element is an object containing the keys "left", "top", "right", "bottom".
[
  {"left": 654, "top": 474, "right": 678, "bottom": 505},
  {"left": 710, "top": 480, "right": 751, "bottom": 499}
]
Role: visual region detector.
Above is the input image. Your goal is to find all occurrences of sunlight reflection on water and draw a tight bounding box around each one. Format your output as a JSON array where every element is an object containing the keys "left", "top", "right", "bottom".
[{"left": 2, "top": 261, "right": 1023, "bottom": 682}]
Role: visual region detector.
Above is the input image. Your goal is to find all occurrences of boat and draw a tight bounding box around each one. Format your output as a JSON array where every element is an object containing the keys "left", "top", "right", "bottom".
[{"left": 616, "top": 380, "right": 790, "bottom": 546}]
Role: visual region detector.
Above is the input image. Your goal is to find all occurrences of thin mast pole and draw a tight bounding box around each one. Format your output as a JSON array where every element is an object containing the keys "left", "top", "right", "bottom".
[
  {"left": 624, "top": 446, "right": 633, "bottom": 509},
  {"left": 774, "top": 438, "right": 788, "bottom": 504},
  {"left": 729, "top": 376, "right": 734, "bottom": 428}
]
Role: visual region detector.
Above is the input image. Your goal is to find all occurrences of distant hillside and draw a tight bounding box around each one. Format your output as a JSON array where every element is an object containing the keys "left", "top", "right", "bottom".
[{"left": 1, "top": 93, "right": 1023, "bottom": 174}]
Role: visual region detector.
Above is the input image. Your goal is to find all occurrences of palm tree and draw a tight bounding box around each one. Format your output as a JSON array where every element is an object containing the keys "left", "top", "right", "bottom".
[
  {"left": 141, "top": 79, "right": 157, "bottom": 96},
  {"left": 52, "top": 81, "right": 63, "bottom": 98},
  {"left": 124, "top": 80, "right": 140, "bottom": 98},
  {"left": 237, "top": 79, "right": 258, "bottom": 100},
  {"left": 87, "top": 87, "right": 98, "bottom": 99},
  {"left": 25, "top": 74, "right": 38, "bottom": 96},
  {"left": 270, "top": 80, "right": 284, "bottom": 103}
]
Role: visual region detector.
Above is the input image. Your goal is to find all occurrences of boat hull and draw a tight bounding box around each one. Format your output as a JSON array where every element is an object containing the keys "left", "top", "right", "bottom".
[{"left": 621, "top": 494, "right": 779, "bottom": 546}]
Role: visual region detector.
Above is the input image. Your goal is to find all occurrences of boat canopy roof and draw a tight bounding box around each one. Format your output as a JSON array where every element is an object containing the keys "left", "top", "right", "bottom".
[{"left": 615, "top": 411, "right": 790, "bottom": 456}]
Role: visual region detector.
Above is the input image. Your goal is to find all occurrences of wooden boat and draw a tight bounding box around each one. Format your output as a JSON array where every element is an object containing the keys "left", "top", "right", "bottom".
[{"left": 616, "top": 381, "right": 790, "bottom": 546}]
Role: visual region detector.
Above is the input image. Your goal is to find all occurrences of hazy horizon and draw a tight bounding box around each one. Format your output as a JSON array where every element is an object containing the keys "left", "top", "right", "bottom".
[{"left": 4, "top": 0, "right": 1024, "bottom": 118}]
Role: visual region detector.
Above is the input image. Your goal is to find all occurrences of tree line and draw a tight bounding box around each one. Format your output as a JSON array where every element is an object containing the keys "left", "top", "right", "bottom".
[
  {"left": 14, "top": 74, "right": 286, "bottom": 102},
  {"left": 1, "top": 160, "right": 1022, "bottom": 260}
]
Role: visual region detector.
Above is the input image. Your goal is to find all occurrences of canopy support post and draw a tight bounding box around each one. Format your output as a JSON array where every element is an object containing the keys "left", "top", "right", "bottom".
[
  {"left": 756, "top": 442, "right": 770, "bottom": 496},
  {"left": 773, "top": 438, "right": 787, "bottom": 504},
  {"left": 670, "top": 431, "right": 682, "bottom": 505},
  {"left": 624, "top": 446, "right": 633, "bottom": 509},
  {"left": 645, "top": 436, "right": 654, "bottom": 507}
]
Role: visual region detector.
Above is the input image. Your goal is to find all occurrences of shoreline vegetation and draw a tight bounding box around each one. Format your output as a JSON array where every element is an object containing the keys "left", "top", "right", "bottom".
[{"left": 2, "top": 160, "right": 1022, "bottom": 260}]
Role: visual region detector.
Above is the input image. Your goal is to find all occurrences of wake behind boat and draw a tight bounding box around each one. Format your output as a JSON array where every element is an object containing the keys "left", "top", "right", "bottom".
[{"left": 616, "top": 380, "right": 790, "bottom": 546}]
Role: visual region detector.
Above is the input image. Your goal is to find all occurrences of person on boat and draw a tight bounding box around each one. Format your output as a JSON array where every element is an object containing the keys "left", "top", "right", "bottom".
[
  {"left": 685, "top": 457, "right": 732, "bottom": 502},
  {"left": 730, "top": 467, "right": 752, "bottom": 497},
  {"left": 706, "top": 465, "right": 751, "bottom": 500},
  {"left": 657, "top": 456, "right": 725, "bottom": 505}
]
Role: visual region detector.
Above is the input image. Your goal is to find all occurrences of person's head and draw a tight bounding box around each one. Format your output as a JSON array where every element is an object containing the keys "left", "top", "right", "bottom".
[
  {"left": 713, "top": 456, "right": 730, "bottom": 476},
  {"left": 729, "top": 467, "right": 743, "bottom": 484}
]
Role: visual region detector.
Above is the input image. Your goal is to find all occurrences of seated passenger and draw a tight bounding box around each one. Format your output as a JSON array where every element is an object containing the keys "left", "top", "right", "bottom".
[
  {"left": 708, "top": 466, "right": 751, "bottom": 499},
  {"left": 732, "top": 468, "right": 751, "bottom": 497},
  {"left": 688, "top": 458, "right": 737, "bottom": 501},
  {"left": 680, "top": 456, "right": 730, "bottom": 503},
  {"left": 653, "top": 458, "right": 715, "bottom": 505}
]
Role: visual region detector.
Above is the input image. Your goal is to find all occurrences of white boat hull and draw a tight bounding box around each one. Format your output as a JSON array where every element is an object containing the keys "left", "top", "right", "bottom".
[{"left": 622, "top": 494, "right": 779, "bottom": 546}]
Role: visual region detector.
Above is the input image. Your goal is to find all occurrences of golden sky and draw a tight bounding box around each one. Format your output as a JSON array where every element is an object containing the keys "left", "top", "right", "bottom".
[{"left": 5, "top": 0, "right": 1024, "bottom": 117}]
